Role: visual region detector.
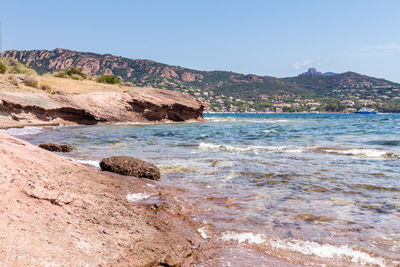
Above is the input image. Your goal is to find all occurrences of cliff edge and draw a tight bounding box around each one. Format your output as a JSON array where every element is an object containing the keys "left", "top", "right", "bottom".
[{"left": 0, "top": 86, "right": 206, "bottom": 127}]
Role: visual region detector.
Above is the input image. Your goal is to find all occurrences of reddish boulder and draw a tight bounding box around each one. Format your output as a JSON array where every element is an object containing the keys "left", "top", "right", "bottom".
[{"left": 100, "top": 156, "right": 160, "bottom": 180}]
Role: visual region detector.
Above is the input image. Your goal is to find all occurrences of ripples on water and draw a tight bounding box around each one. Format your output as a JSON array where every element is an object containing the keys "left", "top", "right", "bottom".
[{"left": 6, "top": 113, "right": 400, "bottom": 266}]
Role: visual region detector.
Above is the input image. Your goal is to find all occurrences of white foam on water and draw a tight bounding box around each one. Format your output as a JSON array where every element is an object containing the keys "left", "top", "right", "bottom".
[
  {"left": 126, "top": 192, "right": 151, "bottom": 202},
  {"left": 220, "top": 231, "right": 266, "bottom": 244},
  {"left": 3, "top": 126, "right": 45, "bottom": 136},
  {"left": 322, "top": 148, "right": 399, "bottom": 159},
  {"left": 199, "top": 142, "right": 399, "bottom": 160},
  {"left": 62, "top": 157, "right": 100, "bottom": 169},
  {"left": 199, "top": 142, "right": 263, "bottom": 153},
  {"left": 198, "top": 142, "right": 305, "bottom": 155},
  {"left": 269, "top": 239, "right": 387, "bottom": 267},
  {"left": 265, "top": 119, "right": 289, "bottom": 123},
  {"left": 204, "top": 118, "right": 235, "bottom": 122},
  {"left": 146, "top": 183, "right": 156, "bottom": 188},
  {"left": 197, "top": 227, "right": 211, "bottom": 239},
  {"left": 220, "top": 231, "right": 388, "bottom": 266},
  {"left": 204, "top": 117, "right": 290, "bottom": 124}
]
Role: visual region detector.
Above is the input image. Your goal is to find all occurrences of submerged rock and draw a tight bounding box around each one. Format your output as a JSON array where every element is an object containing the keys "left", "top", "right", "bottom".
[
  {"left": 39, "top": 143, "right": 76, "bottom": 152},
  {"left": 100, "top": 156, "right": 161, "bottom": 180}
]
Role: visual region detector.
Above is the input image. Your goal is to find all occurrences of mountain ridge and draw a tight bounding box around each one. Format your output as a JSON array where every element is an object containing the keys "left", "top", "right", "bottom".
[{"left": 2, "top": 48, "right": 400, "bottom": 112}]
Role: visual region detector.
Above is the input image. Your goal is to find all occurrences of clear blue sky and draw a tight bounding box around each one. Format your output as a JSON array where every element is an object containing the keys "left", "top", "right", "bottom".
[{"left": 1, "top": 0, "right": 400, "bottom": 82}]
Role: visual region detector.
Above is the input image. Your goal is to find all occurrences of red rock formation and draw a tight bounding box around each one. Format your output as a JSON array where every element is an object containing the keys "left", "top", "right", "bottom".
[
  {"left": 0, "top": 131, "right": 203, "bottom": 265},
  {"left": 0, "top": 87, "right": 206, "bottom": 125},
  {"left": 181, "top": 72, "right": 203, "bottom": 82}
]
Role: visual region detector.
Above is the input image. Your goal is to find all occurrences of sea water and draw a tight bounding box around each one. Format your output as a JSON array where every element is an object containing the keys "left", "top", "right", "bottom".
[{"left": 6, "top": 113, "right": 400, "bottom": 266}]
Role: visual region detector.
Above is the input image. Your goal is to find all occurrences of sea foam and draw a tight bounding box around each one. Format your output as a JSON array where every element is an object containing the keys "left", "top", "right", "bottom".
[
  {"left": 220, "top": 231, "right": 388, "bottom": 266},
  {"left": 126, "top": 193, "right": 151, "bottom": 202},
  {"left": 2, "top": 126, "right": 45, "bottom": 136},
  {"left": 319, "top": 148, "right": 399, "bottom": 159},
  {"left": 62, "top": 157, "right": 100, "bottom": 169},
  {"left": 198, "top": 142, "right": 399, "bottom": 160}
]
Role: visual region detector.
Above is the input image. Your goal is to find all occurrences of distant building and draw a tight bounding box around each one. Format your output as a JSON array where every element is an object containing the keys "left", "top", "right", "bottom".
[
  {"left": 340, "top": 100, "right": 354, "bottom": 106},
  {"left": 306, "top": 102, "right": 321, "bottom": 107},
  {"left": 273, "top": 103, "right": 292, "bottom": 108},
  {"left": 358, "top": 99, "right": 375, "bottom": 105}
]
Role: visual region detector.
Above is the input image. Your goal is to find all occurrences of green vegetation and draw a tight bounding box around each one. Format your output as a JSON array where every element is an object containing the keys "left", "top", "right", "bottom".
[
  {"left": 97, "top": 75, "right": 120, "bottom": 84},
  {"left": 54, "top": 71, "right": 68, "bottom": 78},
  {"left": 54, "top": 67, "right": 87, "bottom": 79},
  {"left": 0, "top": 59, "right": 7, "bottom": 74},
  {"left": 0, "top": 58, "right": 36, "bottom": 75}
]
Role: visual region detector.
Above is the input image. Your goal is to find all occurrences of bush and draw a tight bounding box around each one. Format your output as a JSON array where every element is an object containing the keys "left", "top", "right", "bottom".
[
  {"left": 0, "top": 60, "right": 7, "bottom": 74},
  {"left": 64, "top": 67, "right": 87, "bottom": 79},
  {"left": 71, "top": 73, "right": 83, "bottom": 80},
  {"left": 54, "top": 67, "right": 87, "bottom": 79},
  {"left": 40, "top": 79, "right": 52, "bottom": 90},
  {"left": 97, "top": 75, "right": 121, "bottom": 84},
  {"left": 54, "top": 71, "right": 68, "bottom": 78},
  {"left": 24, "top": 75, "right": 39, "bottom": 88}
]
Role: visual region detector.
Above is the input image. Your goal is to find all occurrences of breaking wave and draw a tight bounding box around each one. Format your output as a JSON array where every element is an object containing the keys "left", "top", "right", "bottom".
[
  {"left": 220, "top": 231, "right": 389, "bottom": 266},
  {"left": 198, "top": 142, "right": 399, "bottom": 159},
  {"left": 3, "top": 126, "right": 45, "bottom": 136},
  {"left": 313, "top": 147, "right": 400, "bottom": 159}
]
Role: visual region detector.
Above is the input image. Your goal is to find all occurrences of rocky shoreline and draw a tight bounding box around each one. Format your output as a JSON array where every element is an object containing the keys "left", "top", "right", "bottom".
[
  {"left": 0, "top": 130, "right": 215, "bottom": 266},
  {"left": 0, "top": 84, "right": 213, "bottom": 265},
  {"left": 0, "top": 86, "right": 206, "bottom": 129}
]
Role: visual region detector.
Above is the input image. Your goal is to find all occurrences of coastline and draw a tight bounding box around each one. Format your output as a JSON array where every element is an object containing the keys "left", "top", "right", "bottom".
[{"left": 3, "top": 113, "right": 400, "bottom": 266}]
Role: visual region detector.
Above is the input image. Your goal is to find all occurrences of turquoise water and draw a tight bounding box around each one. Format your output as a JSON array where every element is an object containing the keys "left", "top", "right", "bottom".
[{"left": 7, "top": 113, "right": 400, "bottom": 266}]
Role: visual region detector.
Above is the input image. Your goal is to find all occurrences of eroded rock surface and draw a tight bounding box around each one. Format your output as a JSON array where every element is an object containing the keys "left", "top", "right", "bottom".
[
  {"left": 0, "top": 87, "right": 206, "bottom": 126},
  {"left": 0, "top": 132, "right": 202, "bottom": 266},
  {"left": 100, "top": 156, "right": 161, "bottom": 180}
]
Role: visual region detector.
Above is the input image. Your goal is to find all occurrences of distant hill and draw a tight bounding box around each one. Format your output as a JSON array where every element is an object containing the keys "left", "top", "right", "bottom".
[{"left": 2, "top": 49, "right": 400, "bottom": 112}]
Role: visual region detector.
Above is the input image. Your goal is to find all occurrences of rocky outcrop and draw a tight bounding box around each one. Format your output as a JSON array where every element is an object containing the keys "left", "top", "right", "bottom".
[
  {"left": 298, "top": 68, "right": 322, "bottom": 77},
  {"left": 39, "top": 143, "right": 76, "bottom": 152},
  {"left": 181, "top": 72, "right": 203, "bottom": 82},
  {"left": 100, "top": 156, "right": 161, "bottom": 180},
  {"left": 0, "top": 87, "right": 206, "bottom": 125},
  {"left": 1, "top": 49, "right": 201, "bottom": 84},
  {"left": 0, "top": 131, "right": 202, "bottom": 266}
]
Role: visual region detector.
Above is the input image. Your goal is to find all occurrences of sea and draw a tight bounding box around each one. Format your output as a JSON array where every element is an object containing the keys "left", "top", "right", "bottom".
[{"left": 4, "top": 113, "right": 400, "bottom": 266}]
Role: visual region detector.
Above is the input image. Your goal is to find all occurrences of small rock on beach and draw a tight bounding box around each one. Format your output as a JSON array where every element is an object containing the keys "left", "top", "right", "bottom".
[{"left": 100, "top": 156, "right": 161, "bottom": 180}]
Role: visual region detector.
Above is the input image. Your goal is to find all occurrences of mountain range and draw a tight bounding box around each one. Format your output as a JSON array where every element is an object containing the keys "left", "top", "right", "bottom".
[{"left": 2, "top": 48, "right": 400, "bottom": 112}]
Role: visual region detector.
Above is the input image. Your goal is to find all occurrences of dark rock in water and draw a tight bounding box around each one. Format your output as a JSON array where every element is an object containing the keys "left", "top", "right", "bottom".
[
  {"left": 100, "top": 156, "right": 161, "bottom": 180},
  {"left": 39, "top": 143, "right": 76, "bottom": 152}
]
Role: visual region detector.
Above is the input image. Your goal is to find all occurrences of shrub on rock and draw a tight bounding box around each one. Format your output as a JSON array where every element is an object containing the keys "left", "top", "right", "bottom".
[
  {"left": 97, "top": 75, "right": 121, "bottom": 84},
  {"left": 39, "top": 143, "right": 76, "bottom": 152},
  {"left": 0, "top": 60, "right": 7, "bottom": 74},
  {"left": 100, "top": 156, "right": 160, "bottom": 180},
  {"left": 24, "top": 75, "right": 39, "bottom": 88}
]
